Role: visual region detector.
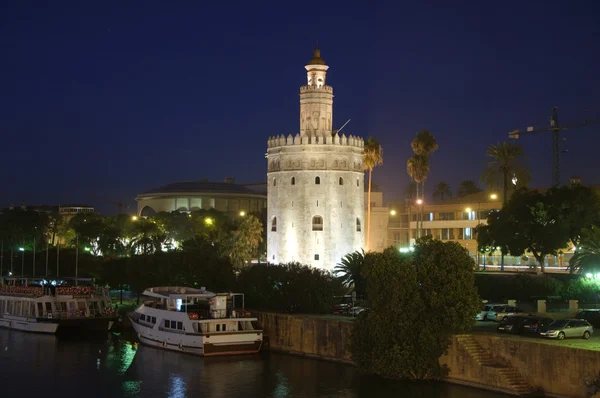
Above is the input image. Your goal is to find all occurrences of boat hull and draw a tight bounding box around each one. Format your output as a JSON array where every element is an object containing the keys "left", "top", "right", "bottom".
[
  {"left": 131, "top": 317, "right": 262, "bottom": 356},
  {"left": 58, "top": 316, "right": 118, "bottom": 333},
  {"left": 0, "top": 314, "right": 59, "bottom": 334}
]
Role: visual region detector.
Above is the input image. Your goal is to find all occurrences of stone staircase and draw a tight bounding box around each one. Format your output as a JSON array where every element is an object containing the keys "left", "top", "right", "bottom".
[{"left": 455, "top": 335, "right": 539, "bottom": 397}]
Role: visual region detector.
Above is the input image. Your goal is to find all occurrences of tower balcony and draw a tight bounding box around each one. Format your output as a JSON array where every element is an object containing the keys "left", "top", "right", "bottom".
[{"left": 300, "top": 85, "right": 333, "bottom": 94}]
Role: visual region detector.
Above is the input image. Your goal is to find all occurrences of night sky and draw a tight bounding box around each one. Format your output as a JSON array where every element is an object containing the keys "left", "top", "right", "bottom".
[{"left": 2, "top": 2, "right": 599, "bottom": 214}]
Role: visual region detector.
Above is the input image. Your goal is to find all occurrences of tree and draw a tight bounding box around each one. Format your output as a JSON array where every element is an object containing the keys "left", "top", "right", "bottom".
[
  {"left": 410, "top": 130, "right": 438, "bottom": 199},
  {"left": 225, "top": 214, "right": 264, "bottom": 268},
  {"left": 481, "top": 142, "right": 530, "bottom": 205},
  {"left": 457, "top": 180, "right": 482, "bottom": 197},
  {"left": 363, "top": 137, "right": 383, "bottom": 251},
  {"left": 569, "top": 227, "right": 600, "bottom": 276},
  {"left": 334, "top": 249, "right": 366, "bottom": 297},
  {"left": 404, "top": 182, "right": 417, "bottom": 200},
  {"left": 406, "top": 155, "right": 429, "bottom": 199},
  {"left": 477, "top": 189, "right": 571, "bottom": 273},
  {"left": 130, "top": 218, "right": 164, "bottom": 255},
  {"left": 432, "top": 181, "right": 452, "bottom": 201},
  {"left": 351, "top": 239, "right": 480, "bottom": 380}
]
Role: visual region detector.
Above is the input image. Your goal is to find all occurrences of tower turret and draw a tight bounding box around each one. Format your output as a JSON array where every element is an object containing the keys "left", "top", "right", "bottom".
[{"left": 300, "top": 47, "right": 333, "bottom": 137}]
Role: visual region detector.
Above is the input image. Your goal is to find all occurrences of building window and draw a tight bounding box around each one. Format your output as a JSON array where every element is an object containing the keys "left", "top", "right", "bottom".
[
  {"left": 339, "top": 177, "right": 344, "bottom": 185},
  {"left": 439, "top": 212, "right": 455, "bottom": 221},
  {"left": 271, "top": 217, "right": 277, "bottom": 232},
  {"left": 273, "top": 178, "right": 277, "bottom": 187},
  {"left": 291, "top": 177, "right": 295, "bottom": 185},
  {"left": 315, "top": 176, "right": 320, "bottom": 185},
  {"left": 357, "top": 179, "right": 359, "bottom": 187},
  {"left": 441, "top": 228, "right": 455, "bottom": 240},
  {"left": 356, "top": 218, "right": 361, "bottom": 232},
  {"left": 312, "top": 216, "right": 323, "bottom": 231},
  {"left": 462, "top": 211, "right": 476, "bottom": 221},
  {"left": 314, "top": 254, "right": 319, "bottom": 260}
]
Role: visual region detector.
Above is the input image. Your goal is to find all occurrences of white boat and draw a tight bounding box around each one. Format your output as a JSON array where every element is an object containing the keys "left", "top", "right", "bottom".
[
  {"left": 0, "top": 285, "right": 60, "bottom": 334},
  {"left": 53, "top": 285, "right": 118, "bottom": 332},
  {"left": 130, "top": 286, "right": 263, "bottom": 356}
]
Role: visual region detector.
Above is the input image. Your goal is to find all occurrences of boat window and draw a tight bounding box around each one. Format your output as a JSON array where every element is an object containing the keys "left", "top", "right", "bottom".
[
  {"left": 152, "top": 316, "right": 156, "bottom": 324},
  {"left": 222, "top": 324, "right": 226, "bottom": 331},
  {"left": 164, "top": 319, "right": 171, "bottom": 328},
  {"left": 140, "top": 314, "right": 146, "bottom": 321},
  {"left": 177, "top": 321, "right": 183, "bottom": 330},
  {"left": 216, "top": 324, "right": 220, "bottom": 332},
  {"left": 37, "top": 303, "right": 43, "bottom": 316}
]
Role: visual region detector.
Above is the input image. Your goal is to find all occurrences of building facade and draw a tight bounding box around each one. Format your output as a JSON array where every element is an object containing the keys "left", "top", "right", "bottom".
[
  {"left": 136, "top": 179, "right": 267, "bottom": 219},
  {"left": 365, "top": 191, "right": 389, "bottom": 252},
  {"left": 267, "top": 48, "right": 365, "bottom": 270}
]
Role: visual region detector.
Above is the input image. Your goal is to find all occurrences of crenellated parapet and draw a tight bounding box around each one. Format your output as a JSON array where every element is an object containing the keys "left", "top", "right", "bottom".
[
  {"left": 300, "top": 85, "right": 333, "bottom": 94},
  {"left": 267, "top": 133, "right": 364, "bottom": 149}
]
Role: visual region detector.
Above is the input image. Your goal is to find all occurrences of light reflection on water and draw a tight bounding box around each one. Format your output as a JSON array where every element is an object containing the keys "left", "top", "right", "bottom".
[{"left": 0, "top": 329, "right": 509, "bottom": 398}]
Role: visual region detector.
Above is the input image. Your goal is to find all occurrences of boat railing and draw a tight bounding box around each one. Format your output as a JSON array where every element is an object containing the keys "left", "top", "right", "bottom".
[{"left": 0, "top": 286, "right": 44, "bottom": 298}]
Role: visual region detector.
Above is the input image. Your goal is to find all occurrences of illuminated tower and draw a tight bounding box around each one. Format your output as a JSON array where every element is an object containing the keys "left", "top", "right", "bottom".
[{"left": 266, "top": 47, "right": 365, "bottom": 271}]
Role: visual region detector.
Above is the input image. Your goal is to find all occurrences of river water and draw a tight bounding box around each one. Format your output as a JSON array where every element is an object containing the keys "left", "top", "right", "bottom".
[{"left": 0, "top": 329, "right": 508, "bottom": 398}]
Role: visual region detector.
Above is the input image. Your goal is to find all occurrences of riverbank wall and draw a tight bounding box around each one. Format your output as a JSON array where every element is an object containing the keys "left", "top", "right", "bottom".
[{"left": 256, "top": 311, "right": 600, "bottom": 397}]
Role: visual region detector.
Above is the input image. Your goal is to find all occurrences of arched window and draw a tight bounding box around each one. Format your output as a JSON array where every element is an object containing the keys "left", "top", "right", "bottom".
[
  {"left": 291, "top": 177, "right": 295, "bottom": 185},
  {"left": 271, "top": 217, "right": 277, "bottom": 232},
  {"left": 356, "top": 179, "right": 360, "bottom": 187},
  {"left": 273, "top": 178, "right": 277, "bottom": 187},
  {"left": 312, "top": 216, "right": 323, "bottom": 231},
  {"left": 315, "top": 176, "right": 320, "bottom": 185},
  {"left": 356, "top": 218, "right": 361, "bottom": 232},
  {"left": 339, "top": 177, "right": 344, "bottom": 185}
]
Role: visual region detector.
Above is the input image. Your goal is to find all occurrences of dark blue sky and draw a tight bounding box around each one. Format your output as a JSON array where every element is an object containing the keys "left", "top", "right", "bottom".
[{"left": 1, "top": 1, "right": 599, "bottom": 213}]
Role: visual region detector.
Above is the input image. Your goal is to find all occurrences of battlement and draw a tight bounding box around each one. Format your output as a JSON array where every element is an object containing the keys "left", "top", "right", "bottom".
[
  {"left": 267, "top": 133, "right": 364, "bottom": 149},
  {"left": 300, "top": 85, "right": 333, "bottom": 94}
]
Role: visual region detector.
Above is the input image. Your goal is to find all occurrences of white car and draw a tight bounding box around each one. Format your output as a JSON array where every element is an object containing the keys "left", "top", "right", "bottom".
[
  {"left": 475, "top": 304, "right": 508, "bottom": 321},
  {"left": 488, "top": 306, "right": 531, "bottom": 322}
]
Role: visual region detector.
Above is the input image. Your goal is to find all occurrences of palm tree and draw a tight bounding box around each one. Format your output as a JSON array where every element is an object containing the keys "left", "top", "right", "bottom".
[
  {"left": 363, "top": 137, "right": 383, "bottom": 251},
  {"left": 432, "top": 181, "right": 452, "bottom": 200},
  {"left": 569, "top": 226, "right": 600, "bottom": 275},
  {"left": 410, "top": 130, "right": 439, "bottom": 199},
  {"left": 481, "top": 142, "right": 530, "bottom": 205},
  {"left": 406, "top": 155, "right": 430, "bottom": 199},
  {"left": 457, "top": 180, "right": 483, "bottom": 197},
  {"left": 333, "top": 249, "right": 366, "bottom": 296}
]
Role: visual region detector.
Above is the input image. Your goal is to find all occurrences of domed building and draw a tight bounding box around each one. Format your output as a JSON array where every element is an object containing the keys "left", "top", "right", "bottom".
[
  {"left": 266, "top": 47, "right": 365, "bottom": 271},
  {"left": 136, "top": 178, "right": 267, "bottom": 218}
]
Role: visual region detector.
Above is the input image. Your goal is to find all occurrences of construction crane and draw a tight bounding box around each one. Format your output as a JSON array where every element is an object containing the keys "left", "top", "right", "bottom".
[
  {"left": 508, "top": 107, "right": 597, "bottom": 186},
  {"left": 88, "top": 194, "right": 130, "bottom": 214}
]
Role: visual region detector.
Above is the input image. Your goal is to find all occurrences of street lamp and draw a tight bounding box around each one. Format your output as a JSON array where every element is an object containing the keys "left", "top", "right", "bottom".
[
  {"left": 390, "top": 210, "right": 396, "bottom": 216},
  {"left": 490, "top": 193, "right": 498, "bottom": 200},
  {"left": 416, "top": 199, "right": 423, "bottom": 205},
  {"left": 204, "top": 217, "right": 214, "bottom": 226},
  {"left": 131, "top": 216, "right": 138, "bottom": 221},
  {"left": 239, "top": 211, "right": 246, "bottom": 217}
]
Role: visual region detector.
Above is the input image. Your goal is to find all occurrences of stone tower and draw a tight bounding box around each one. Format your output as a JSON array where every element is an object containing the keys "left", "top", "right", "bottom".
[{"left": 266, "top": 47, "right": 365, "bottom": 271}]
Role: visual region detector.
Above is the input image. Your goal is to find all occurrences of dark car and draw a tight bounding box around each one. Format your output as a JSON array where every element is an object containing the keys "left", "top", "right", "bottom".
[
  {"left": 497, "top": 316, "right": 528, "bottom": 334},
  {"left": 521, "top": 316, "right": 554, "bottom": 335},
  {"left": 575, "top": 310, "right": 600, "bottom": 329}
]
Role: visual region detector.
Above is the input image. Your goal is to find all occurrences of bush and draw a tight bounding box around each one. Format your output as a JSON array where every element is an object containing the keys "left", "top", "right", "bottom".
[
  {"left": 237, "top": 262, "right": 344, "bottom": 314},
  {"left": 351, "top": 239, "right": 480, "bottom": 380}
]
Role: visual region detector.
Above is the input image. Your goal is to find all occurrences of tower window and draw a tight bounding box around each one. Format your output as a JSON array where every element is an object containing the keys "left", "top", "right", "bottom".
[
  {"left": 315, "top": 176, "right": 320, "bottom": 185},
  {"left": 312, "top": 216, "right": 323, "bottom": 231},
  {"left": 273, "top": 178, "right": 277, "bottom": 187},
  {"left": 314, "top": 254, "right": 320, "bottom": 261},
  {"left": 356, "top": 218, "right": 361, "bottom": 232},
  {"left": 271, "top": 217, "right": 277, "bottom": 232},
  {"left": 291, "top": 177, "right": 295, "bottom": 185},
  {"left": 339, "top": 177, "right": 344, "bottom": 185},
  {"left": 356, "top": 179, "right": 360, "bottom": 187}
]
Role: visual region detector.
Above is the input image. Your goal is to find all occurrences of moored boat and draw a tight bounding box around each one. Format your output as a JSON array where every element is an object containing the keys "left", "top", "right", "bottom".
[
  {"left": 130, "top": 286, "right": 263, "bottom": 356},
  {"left": 53, "top": 284, "right": 118, "bottom": 333},
  {"left": 0, "top": 284, "right": 60, "bottom": 334}
]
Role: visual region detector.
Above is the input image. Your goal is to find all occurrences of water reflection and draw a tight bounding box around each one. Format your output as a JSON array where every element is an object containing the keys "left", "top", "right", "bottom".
[{"left": 0, "top": 329, "right": 508, "bottom": 398}]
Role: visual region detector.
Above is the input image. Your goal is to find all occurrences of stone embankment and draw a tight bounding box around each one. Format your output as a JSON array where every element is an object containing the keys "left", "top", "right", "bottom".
[{"left": 256, "top": 311, "right": 600, "bottom": 398}]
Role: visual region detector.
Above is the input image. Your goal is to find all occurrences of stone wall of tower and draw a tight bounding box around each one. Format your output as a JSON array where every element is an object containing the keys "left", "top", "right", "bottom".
[
  {"left": 299, "top": 85, "right": 333, "bottom": 136},
  {"left": 267, "top": 134, "right": 365, "bottom": 271}
]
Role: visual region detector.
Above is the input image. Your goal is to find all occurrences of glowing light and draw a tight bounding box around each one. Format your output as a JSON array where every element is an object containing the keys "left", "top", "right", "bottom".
[
  {"left": 18, "top": 247, "right": 24, "bottom": 252},
  {"left": 84, "top": 247, "right": 91, "bottom": 252},
  {"left": 490, "top": 193, "right": 498, "bottom": 200},
  {"left": 176, "top": 298, "right": 182, "bottom": 311},
  {"left": 586, "top": 273, "right": 593, "bottom": 279},
  {"left": 465, "top": 207, "right": 472, "bottom": 213},
  {"left": 239, "top": 211, "right": 246, "bottom": 217},
  {"left": 204, "top": 217, "right": 213, "bottom": 225},
  {"left": 390, "top": 210, "right": 397, "bottom": 216},
  {"left": 416, "top": 199, "right": 423, "bottom": 205},
  {"left": 131, "top": 216, "right": 138, "bottom": 221}
]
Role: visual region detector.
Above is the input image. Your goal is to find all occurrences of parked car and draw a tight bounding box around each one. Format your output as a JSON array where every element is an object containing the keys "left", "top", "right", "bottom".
[
  {"left": 488, "top": 306, "right": 531, "bottom": 322},
  {"left": 538, "top": 319, "right": 594, "bottom": 340},
  {"left": 475, "top": 304, "right": 508, "bottom": 321},
  {"left": 348, "top": 307, "right": 367, "bottom": 316},
  {"left": 521, "top": 316, "right": 554, "bottom": 335},
  {"left": 575, "top": 309, "right": 600, "bottom": 329},
  {"left": 496, "top": 316, "right": 529, "bottom": 334}
]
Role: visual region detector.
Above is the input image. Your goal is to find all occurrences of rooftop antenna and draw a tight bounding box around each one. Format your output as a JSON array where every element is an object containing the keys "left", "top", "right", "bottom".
[{"left": 334, "top": 119, "right": 351, "bottom": 135}]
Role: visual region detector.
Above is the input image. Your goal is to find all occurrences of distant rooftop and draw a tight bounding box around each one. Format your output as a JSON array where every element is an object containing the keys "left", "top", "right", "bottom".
[{"left": 140, "top": 180, "right": 265, "bottom": 196}]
